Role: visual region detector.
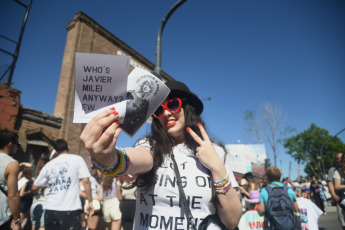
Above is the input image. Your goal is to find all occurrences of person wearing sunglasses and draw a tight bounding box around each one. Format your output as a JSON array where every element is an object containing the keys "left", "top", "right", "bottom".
[{"left": 80, "top": 80, "right": 242, "bottom": 229}]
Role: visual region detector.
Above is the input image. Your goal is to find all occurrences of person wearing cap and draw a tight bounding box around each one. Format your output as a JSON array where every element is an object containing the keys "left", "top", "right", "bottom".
[
  {"left": 238, "top": 190, "right": 265, "bottom": 230},
  {"left": 239, "top": 178, "right": 250, "bottom": 213},
  {"left": 80, "top": 80, "right": 242, "bottom": 229}
]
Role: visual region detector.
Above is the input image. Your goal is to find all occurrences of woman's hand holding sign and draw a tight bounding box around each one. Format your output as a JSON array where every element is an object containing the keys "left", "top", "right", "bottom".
[
  {"left": 80, "top": 107, "right": 121, "bottom": 167},
  {"left": 186, "top": 123, "right": 227, "bottom": 181}
]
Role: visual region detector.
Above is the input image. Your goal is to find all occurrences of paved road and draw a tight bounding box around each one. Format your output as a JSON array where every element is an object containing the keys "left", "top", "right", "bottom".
[{"left": 319, "top": 202, "right": 342, "bottom": 230}]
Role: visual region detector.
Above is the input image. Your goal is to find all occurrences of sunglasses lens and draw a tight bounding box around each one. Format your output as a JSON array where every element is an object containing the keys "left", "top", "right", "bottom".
[
  {"left": 153, "top": 105, "right": 164, "bottom": 118},
  {"left": 168, "top": 99, "right": 181, "bottom": 113}
]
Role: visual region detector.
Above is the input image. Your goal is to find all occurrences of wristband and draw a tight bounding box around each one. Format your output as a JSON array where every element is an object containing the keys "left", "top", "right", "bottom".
[
  {"left": 14, "top": 218, "right": 22, "bottom": 225},
  {"left": 90, "top": 147, "right": 131, "bottom": 177},
  {"left": 215, "top": 181, "right": 232, "bottom": 194},
  {"left": 213, "top": 175, "right": 229, "bottom": 187},
  {"left": 90, "top": 153, "right": 119, "bottom": 173}
]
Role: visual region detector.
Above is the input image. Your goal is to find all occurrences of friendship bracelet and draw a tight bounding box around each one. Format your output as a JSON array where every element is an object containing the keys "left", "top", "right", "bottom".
[
  {"left": 13, "top": 218, "right": 22, "bottom": 226},
  {"left": 215, "top": 181, "right": 232, "bottom": 194},
  {"left": 90, "top": 153, "right": 119, "bottom": 173},
  {"left": 97, "top": 147, "right": 132, "bottom": 177},
  {"left": 213, "top": 175, "right": 229, "bottom": 187}
]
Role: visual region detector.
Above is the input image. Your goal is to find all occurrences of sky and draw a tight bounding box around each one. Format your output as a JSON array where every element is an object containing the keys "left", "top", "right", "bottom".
[{"left": 1, "top": 0, "right": 345, "bottom": 180}]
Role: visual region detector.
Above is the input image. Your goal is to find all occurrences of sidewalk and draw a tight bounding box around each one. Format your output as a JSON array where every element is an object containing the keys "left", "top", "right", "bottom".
[{"left": 319, "top": 201, "right": 342, "bottom": 230}]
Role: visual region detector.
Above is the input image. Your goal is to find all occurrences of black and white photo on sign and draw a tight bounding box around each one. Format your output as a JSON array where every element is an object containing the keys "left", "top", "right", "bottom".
[{"left": 120, "top": 68, "right": 170, "bottom": 137}]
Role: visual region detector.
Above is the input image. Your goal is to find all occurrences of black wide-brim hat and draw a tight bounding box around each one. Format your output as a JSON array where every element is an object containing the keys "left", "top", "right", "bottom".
[{"left": 165, "top": 81, "right": 203, "bottom": 115}]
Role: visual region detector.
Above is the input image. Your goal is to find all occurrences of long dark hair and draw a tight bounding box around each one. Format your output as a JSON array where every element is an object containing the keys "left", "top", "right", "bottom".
[
  {"left": 102, "top": 176, "right": 115, "bottom": 196},
  {"left": 133, "top": 97, "right": 227, "bottom": 206}
]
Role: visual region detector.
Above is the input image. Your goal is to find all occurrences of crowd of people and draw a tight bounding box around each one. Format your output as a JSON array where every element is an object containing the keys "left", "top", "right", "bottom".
[
  {"left": 1, "top": 80, "right": 345, "bottom": 230},
  {"left": 236, "top": 151, "right": 345, "bottom": 230},
  {"left": 237, "top": 170, "right": 326, "bottom": 230},
  {"left": 0, "top": 133, "right": 137, "bottom": 230}
]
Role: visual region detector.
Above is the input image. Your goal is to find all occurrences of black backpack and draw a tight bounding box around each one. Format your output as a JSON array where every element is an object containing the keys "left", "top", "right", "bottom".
[{"left": 264, "top": 184, "right": 301, "bottom": 230}]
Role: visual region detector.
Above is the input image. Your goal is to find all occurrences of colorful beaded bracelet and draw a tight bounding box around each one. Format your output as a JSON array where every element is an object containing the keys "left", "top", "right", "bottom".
[
  {"left": 215, "top": 181, "right": 232, "bottom": 194},
  {"left": 90, "top": 147, "right": 131, "bottom": 177},
  {"left": 90, "top": 153, "right": 119, "bottom": 173},
  {"left": 213, "top": 175, "right": 229, "bottom": 187},
  {"left": 14, "top": 218, "right": 22, "bottom": 226}
]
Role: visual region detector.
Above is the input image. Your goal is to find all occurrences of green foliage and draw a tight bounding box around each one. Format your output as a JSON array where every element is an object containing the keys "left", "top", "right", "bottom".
[{"left": 284, "top": 123, "right": 345, "bottom": 179}]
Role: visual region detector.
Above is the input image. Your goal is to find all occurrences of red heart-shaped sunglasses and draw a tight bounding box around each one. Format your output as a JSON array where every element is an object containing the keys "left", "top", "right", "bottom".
[{"left": 152, "top": 98, "right": 182, "bottom": 119}]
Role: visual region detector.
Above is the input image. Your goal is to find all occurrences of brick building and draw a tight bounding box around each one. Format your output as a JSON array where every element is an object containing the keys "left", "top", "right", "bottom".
[{"left": 0, "top": 11, "right": 173, "bottom": 171}]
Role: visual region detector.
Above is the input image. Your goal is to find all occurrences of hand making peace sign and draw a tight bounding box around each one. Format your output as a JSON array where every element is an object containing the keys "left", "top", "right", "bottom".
[{"left": 186, "top": 123, "right": 226, "bottom": 178}]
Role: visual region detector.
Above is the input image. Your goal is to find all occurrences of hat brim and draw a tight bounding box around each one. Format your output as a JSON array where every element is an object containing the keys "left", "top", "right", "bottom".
[{"left": 245, "top": 198, "right": 259, "bottom": 203}]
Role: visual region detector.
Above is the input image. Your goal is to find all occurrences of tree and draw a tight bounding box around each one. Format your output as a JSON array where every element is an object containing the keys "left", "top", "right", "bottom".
[
  {"left": 284, "top": 123, "right": 345, "bottom": 179},
  {"left": 244, "top": 102, "right": 294, "bottom": 167}
]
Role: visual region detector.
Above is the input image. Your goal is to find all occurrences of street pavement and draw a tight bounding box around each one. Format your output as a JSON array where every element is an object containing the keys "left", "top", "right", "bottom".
[{"left": 319, "top": 201, "right": 342, "bottom": 230}]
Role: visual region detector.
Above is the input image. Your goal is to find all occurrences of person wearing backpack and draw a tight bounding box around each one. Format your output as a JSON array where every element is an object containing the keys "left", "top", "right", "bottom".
[{"left": 257, "top": 167, "right": 301, "bottom": 230}]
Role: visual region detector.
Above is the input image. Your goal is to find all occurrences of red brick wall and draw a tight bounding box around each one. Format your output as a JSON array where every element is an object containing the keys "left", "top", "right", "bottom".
[
  {"left": 3, "top": 11, "right": 173, "bottom": 167},
  {"left": 0, "top": 84, "right": 21, "bottom": 131}
]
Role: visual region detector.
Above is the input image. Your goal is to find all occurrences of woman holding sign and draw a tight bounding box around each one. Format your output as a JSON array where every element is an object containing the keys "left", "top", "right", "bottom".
[{"left": 80, "top": 81, "right": 242, "bottom": 229}]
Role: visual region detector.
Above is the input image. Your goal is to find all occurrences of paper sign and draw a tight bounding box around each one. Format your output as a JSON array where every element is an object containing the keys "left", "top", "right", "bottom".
[
  {"left": 73, "top": 53, "right": 130, "bottom": 123},
  {"left": 120, "top": 68, "right": 170, "bottom": 137},
  {"left": 73, "top": 53, "right": 171, "bottom": 137}
]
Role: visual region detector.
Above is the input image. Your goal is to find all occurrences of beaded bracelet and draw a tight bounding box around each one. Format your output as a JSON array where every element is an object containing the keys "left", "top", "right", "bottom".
[
  {"left": 100, "top": 147, "right": 131, "bottom": 177},
  {"left": 13, "top": 218, "right": 22, "bottom": 226},
  {"left": 215, "top": 181, "right": 232, "bottom": 194},
  {"left": 90, "top": 147, "right": 131, "bottom": 177},
  {"left": 213, "top": 175, "right": 229, "bottom": 187},
  {"left": 90, "top": 153, "right": 119, "bottom": 173}
]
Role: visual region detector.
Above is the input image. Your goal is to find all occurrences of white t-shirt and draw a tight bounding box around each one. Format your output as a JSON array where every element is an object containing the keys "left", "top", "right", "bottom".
[
  {"left": 133, "top": 141, "right": 238, "bottom": 230},
  {"left": 296, "top": 197, "right": 323, "bottom": 230},
  {"left": 18, "top": 177, "right": 29, "bottom": 191},
  {"left": 34, "top": 154, "right": 91, "bottom": 211},
  {"left": 238, "top": 210, "right": 265, "bottom": 230}
]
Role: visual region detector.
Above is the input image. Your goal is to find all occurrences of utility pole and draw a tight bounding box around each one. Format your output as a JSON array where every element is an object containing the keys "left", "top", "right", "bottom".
[{"left": 152, "top": 0, "right": 187, "bottom": 79}]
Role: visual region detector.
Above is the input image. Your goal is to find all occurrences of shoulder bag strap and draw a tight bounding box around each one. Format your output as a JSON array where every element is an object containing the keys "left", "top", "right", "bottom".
[
  {"left": 171, "top": 153, "right": 197, "bottom": 230},
  {"left": 337, "top": 168, "right": 345, "bottom": 179},
  {"left": 0, "top": 184, "right": 8, "bottom": 196}
]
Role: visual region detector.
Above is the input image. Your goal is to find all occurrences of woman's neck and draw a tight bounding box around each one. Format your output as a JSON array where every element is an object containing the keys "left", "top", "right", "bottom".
[{"left": 173, "top": 134, "right": 185, "bottom": 145}]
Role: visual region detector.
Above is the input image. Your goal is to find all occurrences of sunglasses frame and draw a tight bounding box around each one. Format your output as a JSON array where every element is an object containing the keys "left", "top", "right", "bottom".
[{"left": 152, "top": 98, "right": 183, "bottom": 119}]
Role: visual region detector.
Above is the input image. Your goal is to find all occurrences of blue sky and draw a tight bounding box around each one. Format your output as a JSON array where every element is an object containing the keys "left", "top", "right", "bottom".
[{"left": 1, "top": 0, "right": 345, "bottom": 180}]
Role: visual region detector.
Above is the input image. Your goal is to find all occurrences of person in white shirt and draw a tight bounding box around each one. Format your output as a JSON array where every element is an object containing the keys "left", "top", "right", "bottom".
[
  {"left": 80, "top": 80, "right": 242, "bottom": 230},
  {"left": 294, "top": 189, "right": 323, "bottom": 230},
  {"left": 80, "top": 169, "right": 105, "bottom": 230},
  {"left": 32, "top": 139, "right": 94, "bottom": 229}
]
